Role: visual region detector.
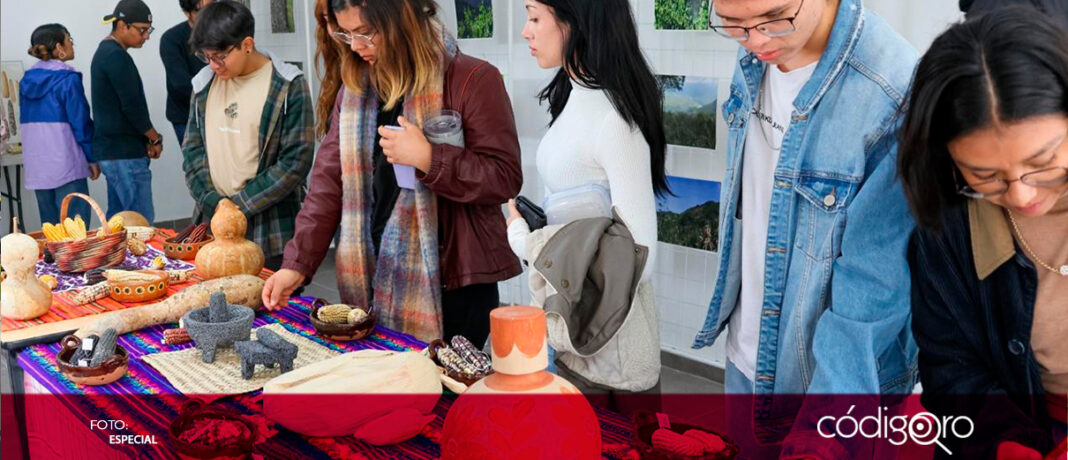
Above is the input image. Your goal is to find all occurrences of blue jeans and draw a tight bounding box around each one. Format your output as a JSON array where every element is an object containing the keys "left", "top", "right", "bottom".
[
  {"left": 98, "top": 158, "right": 154, "bottom": 223},
  {"left": 173, "top": 123, "right": 187, "bottom": 148},
  {"left": 34, "top": 178, "right": 91, "bottom": 226},
  {"left": 725, "top": 360, "right": 784, "bottom": 459}
]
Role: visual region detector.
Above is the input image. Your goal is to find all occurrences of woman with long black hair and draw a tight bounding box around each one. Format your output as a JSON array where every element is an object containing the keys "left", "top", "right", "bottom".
[{"left": 507, "top": 0, "right": 667, "bottom": 406}]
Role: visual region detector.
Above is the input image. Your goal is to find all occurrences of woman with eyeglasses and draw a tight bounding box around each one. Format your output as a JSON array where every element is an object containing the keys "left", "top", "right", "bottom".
[
  {"left": 900, "top": 6, "right": 1068, "bottom": 459},
  {"left": 180, "top": 0, "right": 315, "bottom": 271},
  {"left": 262, "top": 0, "right": 522, "bottom": 345},
  {"left": 20, "top": 23, "right": 97, "bottom": 226}
]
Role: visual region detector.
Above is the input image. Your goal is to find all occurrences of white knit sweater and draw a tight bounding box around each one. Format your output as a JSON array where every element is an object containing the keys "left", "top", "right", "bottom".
[{"left": 509, "top": 82, "right": 658, "bottom": 280}]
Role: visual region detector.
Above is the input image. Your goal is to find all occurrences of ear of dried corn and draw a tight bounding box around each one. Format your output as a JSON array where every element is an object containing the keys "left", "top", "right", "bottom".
[
  {"left": 71, "top": 282, "right": 110, "bottom": 305},
  {"left": 105, "top": 270, "right": 163, "bottom": 283}
]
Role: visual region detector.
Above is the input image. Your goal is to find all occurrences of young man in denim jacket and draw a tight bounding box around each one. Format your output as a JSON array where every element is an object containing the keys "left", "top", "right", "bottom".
[{"left": 694, "top": 0, "right": 918, "bottom": 458}]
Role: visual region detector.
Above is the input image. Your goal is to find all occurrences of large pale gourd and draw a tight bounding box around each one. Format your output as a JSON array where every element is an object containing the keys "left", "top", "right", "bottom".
[
  {"left": 1, "top": 219, "right": 52, "bottom": 320},
  {"left": 195, "top": 199, "right": 264, "bottom": 280}
]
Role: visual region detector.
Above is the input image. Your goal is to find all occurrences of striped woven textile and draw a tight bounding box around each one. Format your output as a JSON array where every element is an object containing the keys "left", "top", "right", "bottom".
[
  {"left": 16, "top": 296, "right": 635, "bottom": 459},
  {"left": 1, "top": 229, "right": 239, "bottom": 333}
]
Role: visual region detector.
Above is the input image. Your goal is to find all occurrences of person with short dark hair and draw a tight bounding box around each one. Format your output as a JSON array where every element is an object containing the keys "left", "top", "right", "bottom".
[
  {"left": 900, "top": 6, "right": 1068, "bottom": 459},
  {"left": 695, "top": 0, "right": 919, "bottom": 457},
  {"left": 181, "top": 1, "right": 314, "bottom": 271},
  {"left": 20, "top": 23, "right": 96, "bottom": 225},
  {"left": 92, "top": 0, "right": 163, "bottom": 223},
  {"left": 160, "top": 0, "right": 211, "bottom": 146}
]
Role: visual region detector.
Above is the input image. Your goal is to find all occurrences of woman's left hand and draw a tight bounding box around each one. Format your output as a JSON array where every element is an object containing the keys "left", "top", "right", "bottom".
[{"left": 379, "top": 116, "right": 432, "bottom": 173}]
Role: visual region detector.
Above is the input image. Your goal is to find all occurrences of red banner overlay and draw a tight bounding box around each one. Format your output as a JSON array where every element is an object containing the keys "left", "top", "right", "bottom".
[{"left": 4, "top": 393, "right": 1063, "bottom": 459}]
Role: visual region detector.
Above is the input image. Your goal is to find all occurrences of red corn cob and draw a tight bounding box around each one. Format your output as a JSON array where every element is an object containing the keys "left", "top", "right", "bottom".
[
  {"left": 163, "top": 328, "right": 191, "bottom": 345},
  {"left": 683, "top": 429, "right": 728, "bottom": 454},
  {"left": 652, "top": 428, "right": 704, "bottom": 457}
]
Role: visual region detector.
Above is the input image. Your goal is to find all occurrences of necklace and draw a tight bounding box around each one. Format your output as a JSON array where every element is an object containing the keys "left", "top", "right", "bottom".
[
  {"left": 753, "top": 81, "right": 783, "bottom": 151},
  {"left": 1007, "top": 210, "right": 1068, "bottom": 276}
]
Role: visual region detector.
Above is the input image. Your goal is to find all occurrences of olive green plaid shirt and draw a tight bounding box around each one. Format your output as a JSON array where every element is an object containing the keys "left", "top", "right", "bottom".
[{"left": 181, "top": 55, "right": 314, "bottom": 258}]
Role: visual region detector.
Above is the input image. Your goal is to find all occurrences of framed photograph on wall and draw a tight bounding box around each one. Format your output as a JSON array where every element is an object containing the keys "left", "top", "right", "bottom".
[
  {"left": 271, "top": 0, "right": 296, "bottom": 34},
  {"left": 455, "top": 0, "right": 493, "bottom": 39},
  {"left": 656, "top": 176, "right": 721, "bottom": 252},
  {"left": 655, "top": 0, "right": 711, "bottom": 31},
  {"left": 657, "top": 74, "right": 717, "bottom": 150}
]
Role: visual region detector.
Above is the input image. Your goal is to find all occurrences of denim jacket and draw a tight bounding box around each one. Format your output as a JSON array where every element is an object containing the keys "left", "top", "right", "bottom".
[{"left": 693, "top": 0, "right": 919, "bottom": 448}]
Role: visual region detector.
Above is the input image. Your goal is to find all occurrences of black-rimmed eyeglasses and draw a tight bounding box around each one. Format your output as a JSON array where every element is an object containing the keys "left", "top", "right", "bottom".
[{"left": 709, "top": 0, "right": 805, "bottom": 41}]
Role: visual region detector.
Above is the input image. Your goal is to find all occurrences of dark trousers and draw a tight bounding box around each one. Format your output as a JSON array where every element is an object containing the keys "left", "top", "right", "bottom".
[
  {"left": 173, "top": 123, "right": 187, "bottom": 148},
  {"left": 34, "top": 178, "right": 90, "bottom": 226},
  {"left": 441, "top": 283, "right": 499, "bottom": 348}
]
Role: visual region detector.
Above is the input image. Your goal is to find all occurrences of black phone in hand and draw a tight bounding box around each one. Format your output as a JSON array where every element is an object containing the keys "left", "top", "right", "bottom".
[{"left": 515, "top": 195, "right": 547, "bottom": 230}]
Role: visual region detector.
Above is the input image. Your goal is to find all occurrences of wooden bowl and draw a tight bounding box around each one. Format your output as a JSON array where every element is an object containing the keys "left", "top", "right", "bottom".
[
  {"left": 56, "top": 335, "right": 129, "bottom": 386},
  {"left": 164, "top": 236, "right": 214, "bottom": 261},
  {"left": 631, "top": 411, "right": 739, "bottom": 460},
  {"left": 308, "top": 298, "right": 376, "bottom": 341},
  {"left": 108, "top": 270, "right": 170, "bottom": 303},
  {"left": 168, "top": 400, "right": 257, "bottom": 460},
  {"left": 427, "top": 339, "right": 492, "bottom": 387}
]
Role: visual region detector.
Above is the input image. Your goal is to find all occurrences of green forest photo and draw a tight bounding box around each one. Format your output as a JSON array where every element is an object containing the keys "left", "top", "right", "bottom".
[
  {"left": 655, "top": 0, "right": 711, "bottom": 30},
  {"left": 456, "top": 0, "right": 493, "bottom": 39},
  {"left": 657, "top": 177, "right": 721, "bottom": 252},
  {"left": 658, "top": 75, "right": 717, "bottom": 150}
]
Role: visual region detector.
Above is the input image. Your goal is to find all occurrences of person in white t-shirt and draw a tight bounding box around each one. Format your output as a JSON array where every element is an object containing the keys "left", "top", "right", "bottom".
[{"left": 697, "top": 0, "right": 920, "bottom": 458}]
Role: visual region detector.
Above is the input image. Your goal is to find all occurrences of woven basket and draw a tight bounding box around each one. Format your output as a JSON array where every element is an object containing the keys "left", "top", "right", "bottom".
[{"left": 44, "top": 193, "right": 128, "bottom": 273}]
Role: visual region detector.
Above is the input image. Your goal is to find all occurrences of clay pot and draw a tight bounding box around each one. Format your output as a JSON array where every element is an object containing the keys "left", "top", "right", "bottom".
[
  {"left": 164, "top": 235, "right": 214, "bottom": 261},
  {"left": 168, "top": 400, "right": 257, "bottom": 460},
  {"left": 56, "top": 335, "right": 128, "bottom": 386},
  {"left": 307, "top": 298, "right": 376, "bottom": 341},
  {"left": 108, "top": 270, "right": 169, "bottom": 303},
  {"left": 440, "top": 306, "right": 601, "bottom": 459}
]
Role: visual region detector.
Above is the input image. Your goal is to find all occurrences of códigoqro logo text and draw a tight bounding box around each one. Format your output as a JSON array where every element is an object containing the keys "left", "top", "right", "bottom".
[{"left": 818, "top": 405, "right": 974, "bottom": 455}]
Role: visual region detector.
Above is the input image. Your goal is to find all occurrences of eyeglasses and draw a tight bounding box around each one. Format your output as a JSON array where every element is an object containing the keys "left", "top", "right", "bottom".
[
  {"left": 709, "top": 0, "right": 805, "bottom": 41},
  {"left": 131, "top": 25, "right": 155, "bottom": 36},
  {"left": 331, "top": 30, "right": 376, "bottom": 48},
  {"left": 195, "top": 45, "right": 239, "bottom": 65},
  {"left": 955, "top": 166, "right": 1068, "bottom": 198}
]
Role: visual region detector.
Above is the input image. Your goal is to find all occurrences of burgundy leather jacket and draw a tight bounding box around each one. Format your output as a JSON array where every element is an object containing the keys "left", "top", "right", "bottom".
[{"left": 281, "top": 53, "right": 523, "bottom": 290}]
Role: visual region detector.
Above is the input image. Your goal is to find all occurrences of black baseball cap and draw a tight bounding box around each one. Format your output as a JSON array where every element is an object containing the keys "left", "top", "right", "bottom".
[{"left": 102, "top": 0, "right": 153, "bottom": 25}]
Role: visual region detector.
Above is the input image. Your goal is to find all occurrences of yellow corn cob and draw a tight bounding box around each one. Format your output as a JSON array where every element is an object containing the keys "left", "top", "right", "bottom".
[
  {"left": 150, "top": 256, "right": 165, "bottom": 270},
  {"left": 74, "top": 215, "right": 86, "bottom": 238},
  {"left": 39, "top": 275, "right": 58, "bottom": 290},
  {"left": 127, "top": 239, "right": 147, "bottom": 256},
  {"left": 63, "top": 218, "right": 84, "bottom": 241},
  {"left": 107, "top": 215, "right": 125, "bottom": 234},
  {"left": 41, "top": 223, "right": 60, "bottom": 242},
  {"left": 317, "top": 304, "right": 352, "bottom": 324}
]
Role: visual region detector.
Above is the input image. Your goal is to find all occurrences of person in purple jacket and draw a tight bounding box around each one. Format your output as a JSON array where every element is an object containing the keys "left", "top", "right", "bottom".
[{"left": 20, "top": 23, "right": 97, "bottom": 225}]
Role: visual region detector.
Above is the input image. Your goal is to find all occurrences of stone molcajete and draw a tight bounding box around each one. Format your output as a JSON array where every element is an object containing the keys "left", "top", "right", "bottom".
[{"left": 183, "top": 291, "right": 255, "bottom": 363}]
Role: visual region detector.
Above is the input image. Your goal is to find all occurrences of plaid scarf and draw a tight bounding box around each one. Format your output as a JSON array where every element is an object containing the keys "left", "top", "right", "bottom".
[{"left": 335, "top": 41, "right": 456, "bottom": 342}]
